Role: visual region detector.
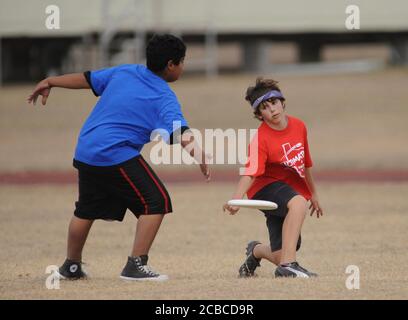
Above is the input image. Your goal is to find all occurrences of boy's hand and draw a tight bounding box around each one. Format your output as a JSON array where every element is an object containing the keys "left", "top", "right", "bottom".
[
  {"left": 309, "top": 195, "right": 323, "bottom": 218},
  {"left": 200, "top": 163, "right": 211, "bottom": 182},
  {"left": 223, "top": 203, "right": 240, "bottom": 215},
  {"left": 27, "top": 79, "right": 51, "bottom": 106},
  {"left": 199, "top": 153, "right": 212, "bottom": 182}
]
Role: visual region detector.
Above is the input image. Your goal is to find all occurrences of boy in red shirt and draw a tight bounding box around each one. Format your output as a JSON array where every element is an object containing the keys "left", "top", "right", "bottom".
[{"left": 223, "top": 78, "right": 323, "bottom": 278}]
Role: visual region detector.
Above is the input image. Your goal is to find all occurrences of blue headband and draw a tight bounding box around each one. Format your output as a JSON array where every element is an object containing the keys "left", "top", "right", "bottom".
[{"left": 251, "top": 90, "right": 284, "bottom": 109}]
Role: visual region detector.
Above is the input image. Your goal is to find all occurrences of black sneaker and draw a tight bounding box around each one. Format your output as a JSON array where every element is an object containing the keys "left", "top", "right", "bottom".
[
  {"left": 120, "top": 255, "right": 168, "bottom": 281},
  {"left": 238, "top": 241, "right": 261, "bottom": 278},
  {"left": 275, "top": 262, "right": 318, "bottom": 278},
  {"left": 57, "top": 259, "right": 88, "bottom": 280}
]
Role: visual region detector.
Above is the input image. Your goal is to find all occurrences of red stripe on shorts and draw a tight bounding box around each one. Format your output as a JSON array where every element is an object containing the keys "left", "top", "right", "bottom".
[
  {"left": 119, "top": 167, "right": 148, "bottom": 214},
  {"left": 138, "top": 158, "right": 169, "bottom": 213}
]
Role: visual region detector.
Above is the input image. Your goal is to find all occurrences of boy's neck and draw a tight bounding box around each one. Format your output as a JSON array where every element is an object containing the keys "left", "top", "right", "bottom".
[
  {"left": 152, "top": 71, "right": 167, "bottom": 81},
  {"left": 264, "top": 115, "right": 288, "bottom": 131},
  {"left": 153, "top": 69, "right": 173, "bottom": 83}
]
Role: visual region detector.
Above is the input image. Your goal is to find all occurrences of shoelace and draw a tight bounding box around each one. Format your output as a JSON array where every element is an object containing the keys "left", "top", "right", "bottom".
[
  {"left": 131, "top": 258, "right": 160, "bottom": 277},
  {"left": 139, "top": 264, "right": 159, "bottom": 277}
]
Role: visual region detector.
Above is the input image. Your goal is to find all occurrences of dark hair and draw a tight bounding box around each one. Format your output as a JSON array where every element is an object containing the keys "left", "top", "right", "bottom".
[
  {"left": 245, "top": 77, "right": 285, "bottom": 120},
  {"left": 146, "top": 34, "right": 186, "bottom": 72}
]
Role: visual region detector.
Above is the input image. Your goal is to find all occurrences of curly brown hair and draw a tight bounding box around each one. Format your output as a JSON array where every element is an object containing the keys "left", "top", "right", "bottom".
[{"left": 245, "top": 77, "right": 285, "bottom": 121}]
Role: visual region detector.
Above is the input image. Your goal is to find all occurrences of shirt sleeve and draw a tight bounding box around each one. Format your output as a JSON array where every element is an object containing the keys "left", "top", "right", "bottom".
[
  {"left": 156, "top": 95, "right": 189, "bottom": 144},
  {"left": 241, "top": 132, "right": 268, "bottom": 177},
  {"left": 84, "top": 67, "right": 117, "bottom": 97},
  {"left": 303, "top": 125, "right": 313, "bottom": 168}
]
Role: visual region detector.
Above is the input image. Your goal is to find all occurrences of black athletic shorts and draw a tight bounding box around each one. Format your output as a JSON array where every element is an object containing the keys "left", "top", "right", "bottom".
[
  {"left": 252, "top": 181, "right": 302, "bottom": 252},
  {"left": 73, "top": 155, "right": 172, "bottom": 221}
]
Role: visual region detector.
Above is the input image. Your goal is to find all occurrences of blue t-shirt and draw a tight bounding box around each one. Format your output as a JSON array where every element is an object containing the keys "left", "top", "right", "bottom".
[{"left": 74, "top": 64, "right": 188, "bottom": 166}]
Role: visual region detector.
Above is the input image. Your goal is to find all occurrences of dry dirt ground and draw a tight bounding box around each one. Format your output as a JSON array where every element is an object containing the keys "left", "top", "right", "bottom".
[{"left": 0, "top": 182, "right": 407, "bottom": 300}]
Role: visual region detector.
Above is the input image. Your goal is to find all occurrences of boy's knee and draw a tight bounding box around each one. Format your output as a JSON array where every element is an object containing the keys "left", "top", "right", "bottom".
[{"left": 287, "top": 195, "right": 307, "bottom": 212}]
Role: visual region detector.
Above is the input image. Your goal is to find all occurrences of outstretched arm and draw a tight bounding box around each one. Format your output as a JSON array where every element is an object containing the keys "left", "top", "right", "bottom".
[
  {"left": 27, "top": 73, "right": 90, "bottom": 106},
  {"left": 179, "top": 130, "right": 211, "bottom": 182},
  {"left": 223, "top": 175, "right": 255, "bottom": 215}
]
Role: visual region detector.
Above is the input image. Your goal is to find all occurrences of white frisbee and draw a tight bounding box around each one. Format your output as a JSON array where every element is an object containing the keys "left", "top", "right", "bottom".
[{"left": 227, "top": 199, "right": 278, "bottom": 210}]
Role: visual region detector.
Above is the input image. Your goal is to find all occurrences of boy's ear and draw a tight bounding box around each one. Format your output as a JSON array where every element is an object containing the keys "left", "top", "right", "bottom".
[
  {"left": 255, "top": 113, "right": 263, "bottom": 121},
  {"left": 167, "top": 60, "right": 175, "bottom": 69}
]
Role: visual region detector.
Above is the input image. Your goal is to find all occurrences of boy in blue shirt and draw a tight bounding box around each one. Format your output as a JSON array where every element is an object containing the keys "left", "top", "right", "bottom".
[{"left": 28, "top": 34, "right": 210, "bottom": 281}]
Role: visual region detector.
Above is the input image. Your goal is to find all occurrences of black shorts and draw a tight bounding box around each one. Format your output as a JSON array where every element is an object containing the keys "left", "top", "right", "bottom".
[
  {"left": 73, "top": 155, "right": 172, "bottom": 221},
  {"left": 252, "top": 181, "right": 302, "bottom": 252}
]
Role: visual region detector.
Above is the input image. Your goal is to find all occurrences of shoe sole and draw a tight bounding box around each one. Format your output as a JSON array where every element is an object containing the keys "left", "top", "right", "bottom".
[
  {"left": 238, "top": 272, "right": 258, "bottom": 278},
  {"left": 275, "top": 272, "right": 310, "bottom": 278},
  {"left": 119, "top": 275, "right": 169, "bottom": 282},
  {"left": 275, "top": 268, "right": 310, "bottom": 278}
]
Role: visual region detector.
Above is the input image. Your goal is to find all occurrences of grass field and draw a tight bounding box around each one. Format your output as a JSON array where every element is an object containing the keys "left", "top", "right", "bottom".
[
  {"left": 1, "top": 182, "right": 407, "bottom": 300},
  {"left": 1, "top": 68, "right": 408, "bottom": 299}
]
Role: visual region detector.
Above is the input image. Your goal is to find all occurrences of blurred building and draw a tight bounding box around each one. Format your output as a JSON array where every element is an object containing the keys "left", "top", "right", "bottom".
[{"left": 0, "top": 0, "right": 407, "bottom": 83}]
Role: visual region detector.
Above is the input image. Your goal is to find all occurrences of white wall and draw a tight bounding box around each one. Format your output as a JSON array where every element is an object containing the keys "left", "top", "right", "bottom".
[{"left": 1, "top": 0, "right": 407, "bottom": 37}]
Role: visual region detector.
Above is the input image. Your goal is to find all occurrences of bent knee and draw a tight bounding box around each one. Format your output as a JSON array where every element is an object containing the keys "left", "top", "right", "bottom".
[{"left": 287, "top": 195, "right": 307, "bottom": 211}]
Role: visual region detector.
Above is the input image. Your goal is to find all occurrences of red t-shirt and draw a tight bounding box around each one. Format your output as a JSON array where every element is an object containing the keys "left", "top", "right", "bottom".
[{"left": 243, "top": 115, "right": 313, "bottom": 200}]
